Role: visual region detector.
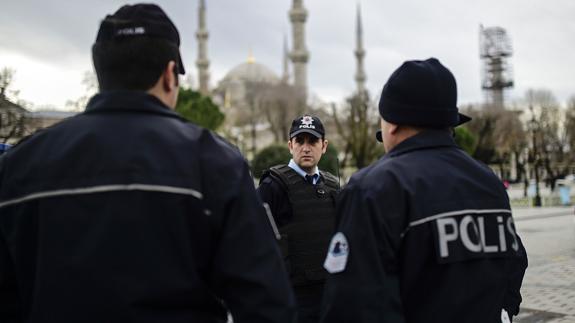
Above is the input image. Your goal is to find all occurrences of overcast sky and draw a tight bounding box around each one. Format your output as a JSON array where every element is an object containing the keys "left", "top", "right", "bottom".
[{"left": 1, "top": 0, "right": 574, "bottom": 110}]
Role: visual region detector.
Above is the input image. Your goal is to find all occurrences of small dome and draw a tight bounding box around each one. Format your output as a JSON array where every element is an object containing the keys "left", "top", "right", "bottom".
[{"left": 222, "top": 61, "right": 280, "bottom": 84}]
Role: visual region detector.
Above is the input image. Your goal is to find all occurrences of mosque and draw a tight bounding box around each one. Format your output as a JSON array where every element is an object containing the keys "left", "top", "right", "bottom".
[{"left": 192, "top": 0, "right": 367, "bottom": 155}]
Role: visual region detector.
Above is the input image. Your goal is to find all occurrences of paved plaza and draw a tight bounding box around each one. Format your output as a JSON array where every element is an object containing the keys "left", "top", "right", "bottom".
[{"left": 514, "top": 206, "right": 575, "bottom": 323}]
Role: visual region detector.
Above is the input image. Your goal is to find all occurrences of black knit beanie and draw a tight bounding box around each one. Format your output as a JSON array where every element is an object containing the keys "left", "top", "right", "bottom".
[{"left": 378, "top": 58, "right": 470, "bottom": 128}]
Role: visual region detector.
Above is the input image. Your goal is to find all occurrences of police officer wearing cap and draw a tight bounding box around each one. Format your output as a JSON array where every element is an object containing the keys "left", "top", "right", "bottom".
[
  {"left": 320, "top": 58, "right": 528, "bottom": 323},
  {"left": 257, "top": 115, "right": 339, "bottom": 323},
  {"left": 0, "top": 4, "right": 295, "bottom": 323}
]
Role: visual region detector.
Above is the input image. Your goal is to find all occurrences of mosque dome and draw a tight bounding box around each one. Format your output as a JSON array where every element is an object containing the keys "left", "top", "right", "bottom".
[
  {"left": 215, "top": 54, "right": 282, "bottom": 110},
  {"left": 221, "top": 59, "right": 280, "bottom": 85}
]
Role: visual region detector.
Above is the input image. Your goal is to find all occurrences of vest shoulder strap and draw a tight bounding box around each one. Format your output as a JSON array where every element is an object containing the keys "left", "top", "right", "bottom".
[
  {"left": 268, "top": 164, "right": 303, "bottom": 189},
  {"left": 259, "top": 164, "right": 295, "bottom": 192},
  {"left": 320, "top": 170, "right": 340, "bottom": 190}
]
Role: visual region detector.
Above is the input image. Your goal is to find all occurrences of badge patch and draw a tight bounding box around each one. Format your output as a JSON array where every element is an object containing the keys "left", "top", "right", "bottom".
[
  {"left": 323, "top": 232, "right": 349, "bottom": 274},
  {"left": 299, "top": 115, "right": 316, "bottom": 129},
  {"left": 431, "top": 210, "right": 520, "bottom": 264}
]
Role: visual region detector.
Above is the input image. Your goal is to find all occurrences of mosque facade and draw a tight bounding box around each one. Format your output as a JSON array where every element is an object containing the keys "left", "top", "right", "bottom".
[{"left": 193, "top": 0, "right": 366, "bottom": 157}]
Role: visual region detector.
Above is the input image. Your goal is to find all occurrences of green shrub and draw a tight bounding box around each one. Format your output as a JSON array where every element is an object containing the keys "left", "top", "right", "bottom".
[
  {"left": 454, "top": 126, "right": 477, "bottom": 155},
  {"left": 318, "top": 144, "right": 339, "bottom": 176},
  {"left": 175, "top": 89, "right": 224, "bottom": 131},
  {"left": 251, "top": 144, "right": 291, "bottom": 179}
]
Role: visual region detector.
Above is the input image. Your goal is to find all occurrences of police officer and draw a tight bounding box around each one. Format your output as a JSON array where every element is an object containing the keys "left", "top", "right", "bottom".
[
  {"left": 0, "top": 143, "right": 11, "bottom": 155},
  {"left": 320, "top": 58, "right": 528, "bottom": 323},
  {"left": 0, "top": 4, "right": 295, "bottom": 322},
  {"left": 257, "top": 115, "right": 339, "bottom": 323}
]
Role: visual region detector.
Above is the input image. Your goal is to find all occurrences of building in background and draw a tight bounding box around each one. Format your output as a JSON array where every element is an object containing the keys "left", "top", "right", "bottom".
[{"left": 480, "top": 25, "right": 514, "bottom": 110}]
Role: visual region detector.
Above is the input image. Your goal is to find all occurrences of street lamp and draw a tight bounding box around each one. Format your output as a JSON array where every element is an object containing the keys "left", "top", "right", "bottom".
[{"left": 529, "top": 105, "right": 542, "bottom": 207}]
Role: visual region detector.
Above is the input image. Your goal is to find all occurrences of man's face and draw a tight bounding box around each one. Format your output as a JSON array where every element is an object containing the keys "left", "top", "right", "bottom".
[{"left": 288, "top": 133, "right": 328, "bottom": 172}]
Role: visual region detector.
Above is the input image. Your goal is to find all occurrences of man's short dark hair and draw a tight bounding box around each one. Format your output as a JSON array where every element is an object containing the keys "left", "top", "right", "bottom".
[{"left": 92, "top": 37, "right": 180, "bottom": 91}]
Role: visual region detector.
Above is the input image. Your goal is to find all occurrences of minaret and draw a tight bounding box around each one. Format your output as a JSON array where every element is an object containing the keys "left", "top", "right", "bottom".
[
  {"left": 289, "top": 0, "right": 309, "bottom": 98},
  {"left": 196, "top": 0, "right": 210, "bottom": 95},
  {"left": 282, "top": 34, "right": 290, "bottom": 84},
  {"left": 354, "top": 3, "right": 367, "bottom": 98}
]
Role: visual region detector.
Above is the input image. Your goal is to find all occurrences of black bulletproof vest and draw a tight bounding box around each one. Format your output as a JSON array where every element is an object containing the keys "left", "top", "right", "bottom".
[{"left": 267, "top": 165, "right": 339, "bottom": 287}]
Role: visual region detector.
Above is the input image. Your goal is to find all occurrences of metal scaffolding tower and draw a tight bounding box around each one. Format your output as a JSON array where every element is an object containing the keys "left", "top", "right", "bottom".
[{"left": 479, "top": 25, "right": 514, "bottom": 110}]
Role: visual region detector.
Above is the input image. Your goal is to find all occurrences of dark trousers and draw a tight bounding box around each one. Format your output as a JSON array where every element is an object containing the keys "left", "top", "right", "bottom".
[{"left": 294, "top": 284, "right": 324, "bottom": 323}]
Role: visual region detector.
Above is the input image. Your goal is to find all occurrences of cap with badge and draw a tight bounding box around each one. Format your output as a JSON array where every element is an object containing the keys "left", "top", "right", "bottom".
[
  {"left": 289, "top": 115, "right": 326, "bottom": 139},
  {"left": 376, "top": 58, "right": 471, "bottom": 142},
  {"left": 95, "top": 3, "right": 185, "bottom": 74}
]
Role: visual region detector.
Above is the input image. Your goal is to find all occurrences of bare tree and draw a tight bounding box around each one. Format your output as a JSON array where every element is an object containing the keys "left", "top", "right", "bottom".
[
  {"left": 464, "top": 107, "right": 499, "bottom": 163},
  {"left": 257, "top": 83, "right": 305, "bottom": 142},
  {"left": 463, "top": 105, "right": 527, "bottom": 185},
  {"left": 565, "top": 96, "right": 575, "bottom": 164},
  {"left": 66, "top": 71, "right": 98, "bottom": 111},
  {"left": 525, "top": 89, "right": 563, "bottom": 191},
  {"left": 230, "top": 81, "right": 307, "bottom": 157},
  {"left": 0, "top": 105, "right": 29, "bottom": 143},
  {"left": 0, "top": 67, "right": 33, "bottom": 144},
  {"left": 331, "top": 93, "right": 382, "bottom": 169},
  {"left": 0, "top": 67, "right": 15, "bottom": 99}
]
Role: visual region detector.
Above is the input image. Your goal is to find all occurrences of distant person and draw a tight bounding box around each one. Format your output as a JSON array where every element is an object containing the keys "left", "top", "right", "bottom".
[
  {"left": 0, "top": 4, "right": 295, "bottom": 322},
  {"left": 320, "top": 58, "right": 528, "bottom": 323},
  {"left": 257, "top": 115, "right": 339, "bottom": 323},
  {"left": 0, "top": 143, "right": 11, "bottom": 155}
]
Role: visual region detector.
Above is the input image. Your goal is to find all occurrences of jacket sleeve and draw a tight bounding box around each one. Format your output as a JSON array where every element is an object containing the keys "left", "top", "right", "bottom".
[
  {"left": 256, "top": 176, "right": 292, "bottom": 228},
  {"left": 504, "top": 234, "right": 528, "bottom": 318},
  {"left": 320, "top": 181, "right": 406, "bottom": 323},
  {"left": 0, "top": 231, "right": 22, "bottom": 323},
  {"left": 0, "top": 158, "right": 22, "bottom": 322},
  {"left": 210, "top": 163, "right": 296, "bottom": 323}
]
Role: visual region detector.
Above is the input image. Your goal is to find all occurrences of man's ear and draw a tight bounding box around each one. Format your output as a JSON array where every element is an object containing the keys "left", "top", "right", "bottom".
[
  {"left": 388, "top": 123, "right": 400, "bottom": 135},
  {"left": 162, "top": 61, "right": 177, "bottom": 92},
  {"left": 288, "top": 139, "right": 294, "bottom": 154},
  {"left": 322, "top": 139, "right": 328, "bottom": 154}
]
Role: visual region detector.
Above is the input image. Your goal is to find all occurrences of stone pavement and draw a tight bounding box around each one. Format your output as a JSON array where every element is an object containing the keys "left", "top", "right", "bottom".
[
  {"left": 516, "top": 259, "right": 575, "bottom": 322},
  {"left": 513, "top": 206, "right": 574, "bottom": 221},
  {"left": 514, "top": 207, "right": 575, "bottom": 323}
]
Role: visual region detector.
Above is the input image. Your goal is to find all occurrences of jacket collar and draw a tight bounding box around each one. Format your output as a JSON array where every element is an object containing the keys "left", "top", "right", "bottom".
[
  {"left": 386, "top": 128, "right": 458, "bottom": 158},
  {"left": 84, "top": 91, "right": 183, "bottom": 120}
]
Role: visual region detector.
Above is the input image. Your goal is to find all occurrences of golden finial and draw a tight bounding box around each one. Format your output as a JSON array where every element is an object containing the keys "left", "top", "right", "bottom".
[{"left": 247, "top": 48, "right": 255, "bottom": 64}]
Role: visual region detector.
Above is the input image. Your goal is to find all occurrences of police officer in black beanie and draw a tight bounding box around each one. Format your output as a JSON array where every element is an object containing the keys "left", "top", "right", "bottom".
[
  {"left": 320, "top": 58, "right": 528, "bottom": 323},
  {"left": 0, "top": 4, "right": 295, "bottom": 322}
]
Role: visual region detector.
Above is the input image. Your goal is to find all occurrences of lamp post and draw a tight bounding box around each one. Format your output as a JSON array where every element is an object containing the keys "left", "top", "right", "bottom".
[{"left": 529, "top": 105, "right": 542, "bottom": 207}]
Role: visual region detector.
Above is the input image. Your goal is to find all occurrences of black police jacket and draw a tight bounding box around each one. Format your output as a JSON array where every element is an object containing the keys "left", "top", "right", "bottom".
[
  {"left": 320, "top": 129, "right": 528, "bottom": 323},
  {"left": 0, "top": 91, "right": 295, "bottom": 323}
]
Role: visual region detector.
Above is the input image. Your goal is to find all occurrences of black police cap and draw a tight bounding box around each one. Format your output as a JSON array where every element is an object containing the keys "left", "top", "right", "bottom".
[
  {"left": 95, "top": 3, "right": 185, "bottom": 74},
  {"left": 289, "top": 115, "right": 326, "bottom": 139}
]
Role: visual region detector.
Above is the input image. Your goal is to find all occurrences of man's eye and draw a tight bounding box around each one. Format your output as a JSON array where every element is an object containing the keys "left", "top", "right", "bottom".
[{"left": 296, "top": 138, "right": 305, "bottom": 144}]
